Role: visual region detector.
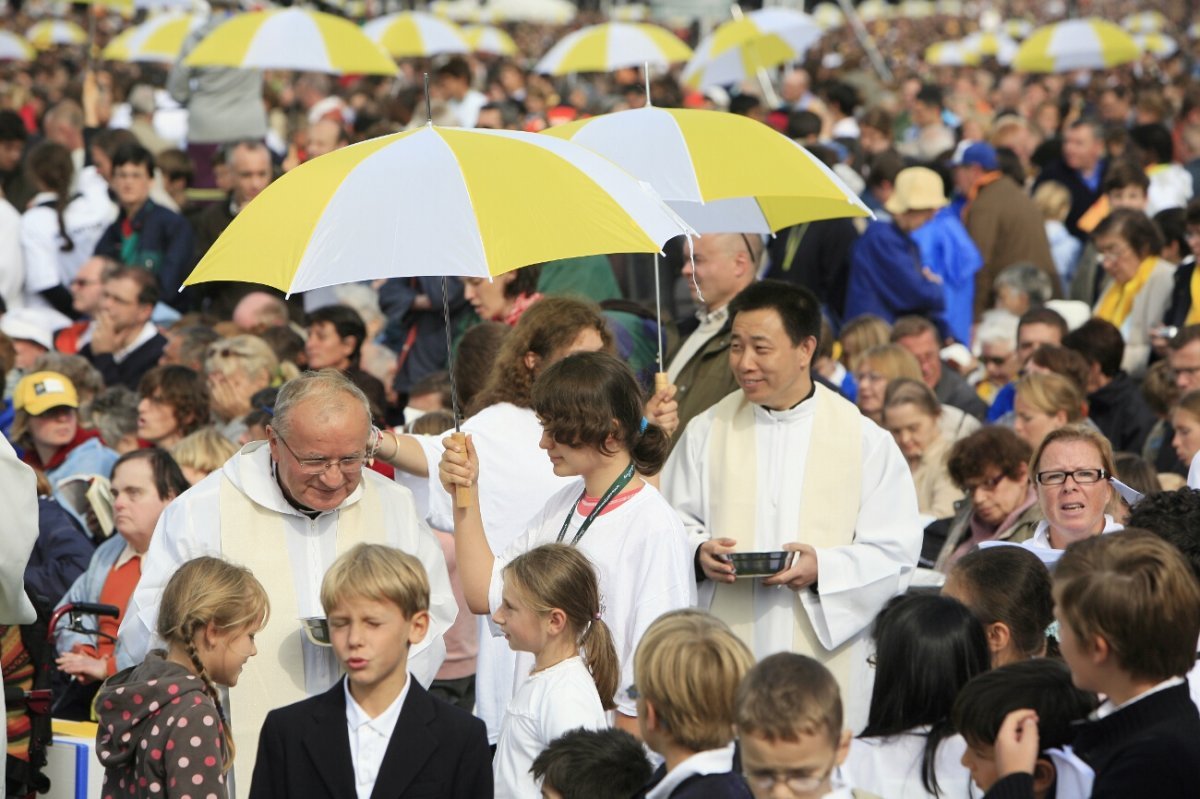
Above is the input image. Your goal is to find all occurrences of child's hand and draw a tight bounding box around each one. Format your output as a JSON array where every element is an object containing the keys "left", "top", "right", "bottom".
[
  {"left": 993, "top": 708, "right": 1040, "bottom": 778},
  {"left": 439, "top": 433, "right": 478, "bottom": 495},
  {"left": 644, "top": 383, "right": 679, "bottom": 439}
]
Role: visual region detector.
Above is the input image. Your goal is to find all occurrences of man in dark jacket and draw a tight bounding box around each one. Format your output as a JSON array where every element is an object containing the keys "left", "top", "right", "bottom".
[
  {"left": 93, "top": 143, "right": 195, "bottom": 311},
  {"left": 1064, "top": 319, "right": 1157, "bottom": 453},
  {"left": 79, "top": 266, "right": 167, "bottom": 391},
  {"left": 1032, "top": 119, "right": 1108, "bottom": 242}
]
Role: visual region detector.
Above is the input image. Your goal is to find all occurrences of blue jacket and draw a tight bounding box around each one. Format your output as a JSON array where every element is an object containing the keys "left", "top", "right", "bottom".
[
  {"left": 55, "top": 534, "right": 130, "bottom": 658},
  {"left": 911, "top": 208, "right": 982, "bottom": 345},
  {"left": 846, "top": 220, "right": 945, "bottom": 325},
  {"left": 26, "top": 498, "right": 95, "bottom": 607},
  {"left": 94, "top": 199, "right": 196, "bottom": 311}
]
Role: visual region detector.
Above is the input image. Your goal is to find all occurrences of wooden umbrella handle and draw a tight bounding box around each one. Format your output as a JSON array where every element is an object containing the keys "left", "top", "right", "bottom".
[
  {"left": 655, "top": 372, "right": 670, "bottom": 394},
  {"left": 451, "top": 431, "right": 472, "bottom": 508}
]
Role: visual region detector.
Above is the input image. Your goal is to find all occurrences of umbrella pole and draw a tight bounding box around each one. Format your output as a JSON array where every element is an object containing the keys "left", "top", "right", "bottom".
[
  {"left": 729, "top": 4, "right": 781, "bottom": 109},
  {"left": 86, "top": 4, "right": 97, "bottom": 73},
  {"left": 643, "top": 62, "right": 668, "bottom": 394}
]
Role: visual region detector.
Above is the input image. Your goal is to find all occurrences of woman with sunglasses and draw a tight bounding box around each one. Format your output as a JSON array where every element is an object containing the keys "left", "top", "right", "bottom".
[
  {"left": 984, "top": 424, "right": 1122, "bottom": 568},
  {"left": 1091, "top": 208, "right": 1174, "bottom": 378}
]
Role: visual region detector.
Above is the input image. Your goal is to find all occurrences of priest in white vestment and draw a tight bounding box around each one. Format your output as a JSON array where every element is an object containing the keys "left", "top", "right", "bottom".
[
  {"left": 120, "top": 371, "right": 455, "bottom": 797},
  {"left": 662, "top": 280, "right": 922, "bottom": 732}
]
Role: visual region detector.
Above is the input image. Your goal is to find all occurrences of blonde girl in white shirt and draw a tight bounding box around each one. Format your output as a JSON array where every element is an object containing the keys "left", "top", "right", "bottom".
[{"left": 491, "top": 544, "right": 617, "bottom": 798}]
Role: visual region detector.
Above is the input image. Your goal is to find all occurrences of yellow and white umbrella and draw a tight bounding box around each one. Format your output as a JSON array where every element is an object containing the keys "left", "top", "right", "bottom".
[
  {"left": 1135, "top": 33, "right": 1178, "bottom": 58},
  {"left": 486, "top": 0, "right": 575, "bottom": 24},
  {"left": 611, "top": 3, "right": 648, "bottom": 22},
  {"left": 1003, "top": 19, "right": 1034, "bottom": 40},
  {"left": 26, "top": 20, "right": 87, "bottom": 49},
  {"left": 683, "top": 8, "right": 822, "bottom": 90},
  {"left": 535, "top": 22, "right": 691, "bottom": 75},
  {"left": 185, "top": 126, "right": 688, "bottom": 295},
  {"left": 429, "top": 0, "right": 484, "bottom": 22},
  {"left": 1121, "top": 11, "right": 1167, "bottom": 34},
  {"left": 924, "top": 39, "right": 969, "bottom": 66},
  {"left": 961, "top": 31, "right": 1018, "bottom": 65},
  {"left": 857, "top": 0, "right": 892, "bottom": 22},
  {"left": 544, "top": 107, "right": 871, "bottom": 236},
  {"left": 812, "top": 3, "right": 843, "bottom": 30},
  {"left": 898, "top": 0, "right": 936, "bottom": 20},
  {"left": 1013, "top": 18, "right": 1140, "bottom": 73},
  {"left": 462, "top": 24, "right": 517, "bottom": 56},
  {"left": 1192, "top": 21, "right": 1200, "bottom": 40},
  {"left": 183, "top": 8, "right": 397, "bottom": 75},
  {"left": 0, "top": 30, "right": 36, "bottom": 60},
  {"left": 102, "top": 12, "right": 202, "bottom": 62},
  {"left": 363, "top": 11, "right": 469, "bottom": 59},
  {"left": 936, "top": 0, "right": 964, "bottom": 17}
]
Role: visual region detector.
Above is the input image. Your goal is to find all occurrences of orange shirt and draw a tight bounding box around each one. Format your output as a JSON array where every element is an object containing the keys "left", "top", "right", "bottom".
[{"left": 78, "top": 553, "right": 141, "bottom": 676}]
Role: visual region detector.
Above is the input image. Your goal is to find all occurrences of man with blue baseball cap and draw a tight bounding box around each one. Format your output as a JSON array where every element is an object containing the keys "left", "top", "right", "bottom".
[{"left": 953, "top": 141, "right": 1061, "bottom": 318}]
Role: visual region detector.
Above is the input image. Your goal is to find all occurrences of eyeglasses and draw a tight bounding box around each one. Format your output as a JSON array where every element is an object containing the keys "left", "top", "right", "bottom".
[
  {"left": 739, "top": 233, "right": 759, "bottom": 264},
  {"left": 964, "top": 472, "right": 1006, "bottom": 495},
  {"left": 1035, "top": 468, "right": 1109, "bottom": 486},
  {"left": 980, "top": 355, "right": 1012, "bottom": 367},
  {"left": 300, "top": 617, "right": 332, "bottom": 647},
  {"left": 1096, "top": 244, "right": 1133, "bottom": 261},
  {"left": 743, "top": 761, "right": 835, "bottom": 794},
  {"left": 273, "top": 429, "right": 365, "bottom": 475}
]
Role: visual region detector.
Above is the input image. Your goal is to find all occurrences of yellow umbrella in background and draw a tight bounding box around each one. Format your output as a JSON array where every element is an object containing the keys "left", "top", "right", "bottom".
[
  {"left": 1003, "top": 19, "right": 1034, "bottom": 40},
  {"left": 683, "top": 8, "right": 822, "bottom": 90},
  {"left": 1121, "top": 11, "right": 1167, "bottom": 34},
  {"left": 1135, "top": 33, "right": 1178, "bottom": 58},
  {"left": 363, "top": 11, "right": 470, "bottom": 59},
  {"left": 960, "top": 31, "right": 1018, "bottom": 65},
  {"left": 1013, "top": 18, "right": 1140, "bottom": 73},
  {"left": 898, "top": 0, "right": 936, "bottom": 20},
  {"left": 26, "top": 20, "right": 88, "bottom": 49},
  {"left": 486, "top": 0, "right": 575, "bottom": 24},
  {"left": 462, "top": 24, "right": 518, "bottom": 57},
  {"left": 535, "top": 22, "right": 691, "bottom": 75},
  {"left": 611, "top": 3, "right": 648, "bottom": 22},
  {"left": 0, "top": 30, "right": 36, "bottom": 60},
  {"left": 857, "top": 0, "right": 892, "bottom": 22},
  {"left": 103, "top": 12, "right": 202, "bottom": 62},
  {"left": 812, "top": 3, "right": 843, "bottom": 30},
  {"left": 1191, "top": 21, "right": 1200, "bottom": 40},
  {"left": 183, "top": 9, "right": 397, "bottom": 75},
  {"left": 924, "top": 39, "right": 969, "bottom": 66}
]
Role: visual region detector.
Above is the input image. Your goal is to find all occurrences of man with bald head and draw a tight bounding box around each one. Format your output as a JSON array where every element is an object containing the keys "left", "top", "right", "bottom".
[
  {"left": 306, "top": 118, "right": 349, "bottom": 161},
  {"left": 665, "top": 232, "right": 760, "bottom": 441}
]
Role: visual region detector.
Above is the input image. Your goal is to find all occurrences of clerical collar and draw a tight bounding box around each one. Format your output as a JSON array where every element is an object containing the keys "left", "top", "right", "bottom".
[
  {"left": 694, "top": 304, "right": 729, "bottom": 327},
  {"left": 759, "top": 379, "right": 816, "bottom": 413},
  {"left": 272, "top": 460, "right": 323, "bottom": 518}
]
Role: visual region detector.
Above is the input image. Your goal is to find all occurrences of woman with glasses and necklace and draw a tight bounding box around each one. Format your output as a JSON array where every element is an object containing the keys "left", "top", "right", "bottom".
[
  {"left": 1092, "top": 208, "right": 1175, "bottom": 378},
  {"left": 982, "top": 424, "right": 1121, "bottom": 568}
]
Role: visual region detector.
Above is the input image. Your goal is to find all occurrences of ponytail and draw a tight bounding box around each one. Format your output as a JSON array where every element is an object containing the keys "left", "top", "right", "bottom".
[
  {"left": 630, "top": 421, "right": 670, "bottom": 476},
  {"left": 54, "top": 194, "right": 74, "bottom": 252},
  {"left": 504, "top": 544, "right": 621, "bottom": 709}
]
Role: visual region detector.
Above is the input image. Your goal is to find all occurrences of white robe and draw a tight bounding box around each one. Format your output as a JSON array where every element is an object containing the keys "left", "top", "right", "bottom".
[
  {"left": 0, "top": 436, "right": 39, "bottom": 761},
  {"left": 841, "top": 730, "right": 973, "bottom": 799},
  {"left": 402, "top": 402, "right": 574, "bottom": 743},
  {"left": 662, "top": 397, "right": 921, "bottom": 731},
  {"left": 120, "top": 442, "right": 455, "bottom": 793},
  {"left": 489, "top": 479, "right": 696, "bottom": 718}
]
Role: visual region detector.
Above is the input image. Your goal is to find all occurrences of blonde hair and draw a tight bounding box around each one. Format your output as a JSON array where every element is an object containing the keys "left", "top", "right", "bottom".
[
  {"left": 633, "top": 610, "right": 754, "bottom": 751},
  {"left": 1015, "top": 372, "right": 1084, "bottom": 422},
  {"left": 857, "top": 344, "right": 923, "bottom": 383},
  {"left": 1030, "top": 423, "right": 1116, "bottom": 481},
  {"left": 1055, "top": 530, "right": 1200, "bottom": 682},
  {"left": 204, "top": 334, "right": 279, "bottom": 384},
  {"left": 171, "top": 427, "right": 238, "bottom": 478},
  {"left": 839, "top": 315, "right": 892, "bottom": 370},
  {"left": 504, "top": 544, "right": 619, "bottom": 711},
  {"left": 320, "top": 543, "right": 430, "bottom": 618},
  {"left": 156, "top": 557, "right": 270, "bottom": 772},
  {"left": 736, "top": 652, "right": 843, "bottom": 745},
  {"left": 1033, "top": 181, "right": 1072, "bottom": 223}
]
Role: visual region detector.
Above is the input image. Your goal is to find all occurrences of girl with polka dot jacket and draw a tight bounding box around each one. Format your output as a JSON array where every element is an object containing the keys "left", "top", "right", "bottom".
[{"left": 96, "top": 557, "right": 269, "bottom": 798}]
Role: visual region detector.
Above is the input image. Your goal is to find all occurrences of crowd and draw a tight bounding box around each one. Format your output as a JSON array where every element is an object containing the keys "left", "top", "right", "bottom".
[{"left": 5, "top": 0, "right": 1200, "bottom": 798}]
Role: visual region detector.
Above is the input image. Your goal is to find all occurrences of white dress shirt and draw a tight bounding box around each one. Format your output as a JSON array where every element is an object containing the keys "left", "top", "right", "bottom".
[{"left": 345, "top": 674, "right": 411, "bottom": 799}]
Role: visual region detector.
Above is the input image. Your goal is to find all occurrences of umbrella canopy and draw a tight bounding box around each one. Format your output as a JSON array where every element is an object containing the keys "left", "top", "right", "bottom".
[
  {"left": 363, "top": 11, "right": 469, "bottom": 59},
  {"left": 429, "top": 0, "right": 484, "bottom": 22},
  {"left": 487, "top": 0, "right": 575, "bottom": 24},
  {"left": 1121, "top": 11, "right": 1167, "bottom": 34},
  {"left": 1013, "top": 18, "right": 1140, "bottom": 73},
  {"left": 1003, "top": 19, "right": 1034, "bottom": 40},
  {"left": 544, "top": 106, "right": 871, "bottom": 235},
  {"left": 857, "top": 0, "right": 892, "bottom": 22},
  {"left": 898, "top": 0, "right": 935, "bottom": 20},
  {"left": 682, "top": 8, "right": 822, "bottom": 90},
  {"left": 26, "top": 20, "right": 87, "bottom": 49},
  {"left": 462, "top": 24, "right": 517, "bottom": 56},
  {"left": 103, "top": 12, "right": 202, "bottom": 62},
  {"left": 535, "top": 22, "right": 691, "bottom": 75},
  {"left": 185, "top": 126, "right": 688, "bottom": 296},
  {"left": 936, "top": 0, "right": 964, "bottom": 16},
  {"left": 924, "top": 40, "right": 969, "bottom": 66},
  {"left": 812, "top": 3, "right": 843, "bottom": 30},
  {"left": 0, "top": 30, "right": 36, "bottom": 60},
  {"left": 1135, "top": 33, "right": 1178, "bottom": 57},
  {"left": 960, "top": 31, "right": 1018, "bottom": 65},
  {"left": 1192, "top": 21, "right": 1200, "bottom": 40},
  {"left": 183, "top": 9, "right": 398, "bottom": 75},
  {"left": 611, "top": 4, "right": 648, "bottom": 22}
]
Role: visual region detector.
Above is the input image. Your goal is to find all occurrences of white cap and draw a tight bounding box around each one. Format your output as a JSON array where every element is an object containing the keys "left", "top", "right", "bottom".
[{"left": 0, "top": 308, "right": 57, "bottom": 351}]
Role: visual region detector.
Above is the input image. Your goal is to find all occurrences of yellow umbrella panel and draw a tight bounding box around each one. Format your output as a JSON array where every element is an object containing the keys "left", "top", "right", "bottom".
[
  {"left": 185, "top": 127, "right": 689, "bottom": 296},
  {"left": 534, "top": 22, "right": 691, "bottom": 74},
  {"left": 363, "top": 11, "right": 469, "bottom": 58}
]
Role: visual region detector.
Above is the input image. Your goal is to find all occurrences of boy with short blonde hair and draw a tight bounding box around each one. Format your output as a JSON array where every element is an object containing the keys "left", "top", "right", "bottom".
[
  {"left": 634, "top": 610, "right": 755, "bottom": 798},
  {"left": 991, "top": 531, "right": 1200, "bottom": 797},
  {"left": 734, "top": 653, "right": 856, "bottom": 799},
  {"left": 250, "top": 544, "right": 491, "bottom": 799}
]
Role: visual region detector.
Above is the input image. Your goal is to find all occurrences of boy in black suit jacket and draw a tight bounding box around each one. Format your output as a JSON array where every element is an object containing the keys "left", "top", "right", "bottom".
[
  {"left": 249, "top": 544, "right": 491, "bottom": 799},
  {"left": 988, "top": 530, "right": 1200, "bottom": 799}
]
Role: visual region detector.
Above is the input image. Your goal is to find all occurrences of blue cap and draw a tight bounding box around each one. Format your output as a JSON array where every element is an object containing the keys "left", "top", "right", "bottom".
[{"left": 954, "top": 141, "right": 998, "bottom": 171}]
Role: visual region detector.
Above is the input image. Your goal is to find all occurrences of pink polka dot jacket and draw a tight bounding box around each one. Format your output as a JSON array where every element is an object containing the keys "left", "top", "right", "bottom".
[{"left": 95, "top": 651, "right": 228, "bottom": 799}]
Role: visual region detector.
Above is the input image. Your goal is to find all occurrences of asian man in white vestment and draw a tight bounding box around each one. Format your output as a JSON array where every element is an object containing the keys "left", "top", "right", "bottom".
[
  {"left": 120, "top": 370, "right": 456, "bottom": 797},
  {"left": 662, "top": 280, "right": 922, "bottom": 732}
]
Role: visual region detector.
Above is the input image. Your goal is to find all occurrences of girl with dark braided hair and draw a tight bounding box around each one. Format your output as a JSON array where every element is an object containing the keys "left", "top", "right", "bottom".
[{"left": 96, "top": 557, "right": 269, "bottom": 797}]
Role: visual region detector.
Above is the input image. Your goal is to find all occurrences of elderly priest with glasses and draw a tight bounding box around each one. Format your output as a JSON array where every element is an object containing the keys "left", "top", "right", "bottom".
[
  {"left": 662, "top": 280, "right": 922, "bottom": 734},
  {"left": 120, "top": 369, "right": 455, "bottom": 797}
]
